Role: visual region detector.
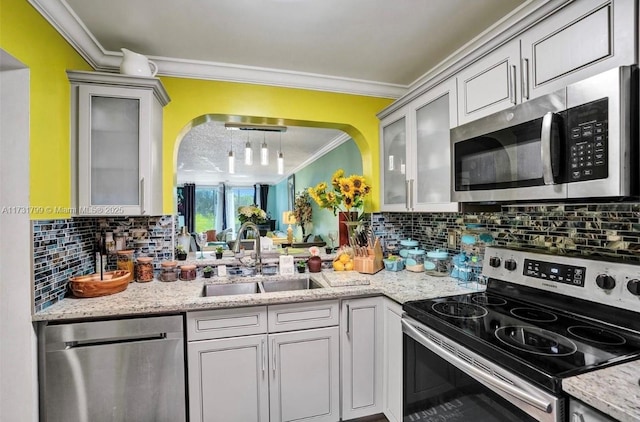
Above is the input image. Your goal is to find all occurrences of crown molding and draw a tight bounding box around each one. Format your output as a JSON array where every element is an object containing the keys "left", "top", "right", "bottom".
[
  {"left": 28, "top": 0, "right": 407, "bottom": 99},
  {"left": 377, "top": 0, "right": 573, "bottom": 118}
]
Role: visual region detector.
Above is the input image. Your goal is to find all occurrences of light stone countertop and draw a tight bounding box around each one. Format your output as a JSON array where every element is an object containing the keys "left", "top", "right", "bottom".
[
  {"left": 563, "top": 360, "right": 640, "bottom": 422},
  {"left": 33, "top": 266, "right": 639, "bottom": 421},
  {"left": 32, "top": 269, "right": 483, "bottom": 321}
]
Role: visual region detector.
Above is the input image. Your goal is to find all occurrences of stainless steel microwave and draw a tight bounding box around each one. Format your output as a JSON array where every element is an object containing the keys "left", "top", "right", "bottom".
[{"left": 451, "top": 66, "right": 636, "bottom": 203}]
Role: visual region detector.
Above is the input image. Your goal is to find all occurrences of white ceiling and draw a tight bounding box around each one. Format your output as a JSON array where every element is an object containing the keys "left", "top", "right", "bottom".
[{"left": 30, "top": 0, "right": 527, "bottom": 185}]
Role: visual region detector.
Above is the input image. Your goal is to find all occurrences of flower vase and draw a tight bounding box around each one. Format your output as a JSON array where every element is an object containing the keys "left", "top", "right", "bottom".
[{"left": 338, "top": 212, "right": 359, "bottom": 246}]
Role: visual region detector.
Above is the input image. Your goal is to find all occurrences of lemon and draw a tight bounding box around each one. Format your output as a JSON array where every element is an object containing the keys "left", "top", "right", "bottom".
[
  {"left": 339, "top": 253, "right": 350, "bottom": 264},
  {"left": 344, "top": 261, "right": 354, "bottom": 271},
  {"left": 333, "top": 261, "right": 345, "bottom": 271}
]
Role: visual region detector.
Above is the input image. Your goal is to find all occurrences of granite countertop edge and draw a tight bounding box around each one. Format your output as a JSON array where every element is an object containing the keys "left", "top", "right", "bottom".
[
  {"left": 562, "top": 360, "right": 640, "bottom": 422},
  {"left": 32, "top": 270, "right": 481, "bottom": 322}
]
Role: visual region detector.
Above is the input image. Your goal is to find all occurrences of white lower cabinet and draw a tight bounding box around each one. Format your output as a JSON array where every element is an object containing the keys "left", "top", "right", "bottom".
[
  {"left": 270, "top": 327, "right": 340, "bottom": 422},
  {"left": 341, "top": 297, "right": 384, "bottom": 420},
  {"left": 187, "top": 301, "right": 340, "bottom": 422},
  {"left": 188, "top": 334, "right": 270, "bottom": 422},
  {"left": 383, "top": 299, "right": 403, "bottom": 422}
]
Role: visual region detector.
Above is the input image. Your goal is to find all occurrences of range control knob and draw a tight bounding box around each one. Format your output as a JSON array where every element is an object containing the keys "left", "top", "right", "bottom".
[
  {"left": 595, "top": 274, "right": 616, "bottom": 290},
  {"left": 504, "top": 259, "right": 517, "bottom": 271},
  {"left": 627, "top": 279, "right": 640, "bottom": 296},
  {"left": 489, "top": 257, "right": 501, "bottom": 268}
]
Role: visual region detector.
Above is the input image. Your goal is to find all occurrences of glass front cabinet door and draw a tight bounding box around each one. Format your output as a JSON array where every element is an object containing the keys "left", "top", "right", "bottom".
[
  {"left": 380, "top": 109, "right": 408, "bottom": 211},
  {"left": 379, "top": 78, "right": 458, "bottom": 212},
  {"left": 68, "top": 71, "right": 170, "bottom": 216}
]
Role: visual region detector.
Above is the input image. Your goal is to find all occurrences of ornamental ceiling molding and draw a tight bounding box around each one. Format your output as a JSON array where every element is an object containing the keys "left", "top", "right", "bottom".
[{"left": 28, "top": 0, "right": 407, "bottom": 99}]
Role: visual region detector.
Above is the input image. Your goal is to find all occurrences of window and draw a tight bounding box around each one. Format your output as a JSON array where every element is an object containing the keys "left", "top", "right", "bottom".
[
  {"left": 194, "top": 186, "right": 218, "bottom": 233},
  {"left": 192, "top": 185, "right": 257, "bottom": 235}
]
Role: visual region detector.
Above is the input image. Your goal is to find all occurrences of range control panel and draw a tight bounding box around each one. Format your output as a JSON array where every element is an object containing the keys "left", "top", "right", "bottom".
[
  {"left": 483, "top": 246, "right": 640, "bottom": 313},
  {"left": 523, "top": 259, "right": 586, "bottom": 287}
]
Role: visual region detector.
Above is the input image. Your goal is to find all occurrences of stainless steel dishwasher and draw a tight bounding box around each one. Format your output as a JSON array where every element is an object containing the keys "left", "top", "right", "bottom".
[{"left": 39, "top": 315, "right": 186, "bottom": 422}]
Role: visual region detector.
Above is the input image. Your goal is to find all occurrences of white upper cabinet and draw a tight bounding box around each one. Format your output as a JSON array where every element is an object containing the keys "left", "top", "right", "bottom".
[
  {"left": 520, "top": 0, "right": 635, "bottom": 100},
  {"left": 456, "top": 40, "right": 521, "bottom": 125},
  {"left": 380, "top": 79, "right": 459, "bottom": 212},
  {"left": 457, "top": 0, "right": 635, "bottom": 125},
  {"left": 380, "top": 109, "right": 408, "bottom": 211},
  {"left": 68, "top": 71, "right": 170, "bottom": 216}
]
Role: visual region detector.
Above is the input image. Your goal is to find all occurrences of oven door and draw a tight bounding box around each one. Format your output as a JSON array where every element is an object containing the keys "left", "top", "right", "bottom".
[
  {"left": 451, "top": 91, "right": 567, "bottom": 203},
  {"left": 402, "top": 317, "right": 563, "bottom": 422}
]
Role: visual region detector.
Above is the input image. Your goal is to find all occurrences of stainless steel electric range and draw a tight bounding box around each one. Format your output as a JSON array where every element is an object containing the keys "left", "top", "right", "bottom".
[{"left": 402, "top": 246, "right": 640, "bottom": 422}]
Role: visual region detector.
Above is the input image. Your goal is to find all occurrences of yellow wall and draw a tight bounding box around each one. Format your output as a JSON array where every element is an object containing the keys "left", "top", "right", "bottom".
[
  {"left": 1, "top": 0, "right": 92, "bottom": 219},
  {"left": 161, "top": 77, "right": 392, "bottom": 214},
  {"left": 1, "top": 0, "right": 392, "bottom": 218}
]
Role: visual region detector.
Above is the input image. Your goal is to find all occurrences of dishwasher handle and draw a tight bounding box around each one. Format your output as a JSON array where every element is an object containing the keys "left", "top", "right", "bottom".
[{"left": 64, "top": 333, "right": 168, "bottom": 350}]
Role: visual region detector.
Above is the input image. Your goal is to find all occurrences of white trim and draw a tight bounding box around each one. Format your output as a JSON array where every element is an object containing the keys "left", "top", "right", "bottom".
[
  {"left": 0, "top": 50, "right": 38, "bottom": 422},
  {"left": 27, "top": 0, "right": 406, "bottom": 99},
  {"left": 378, "top": 0, "right": 573, "bottom": 118}
]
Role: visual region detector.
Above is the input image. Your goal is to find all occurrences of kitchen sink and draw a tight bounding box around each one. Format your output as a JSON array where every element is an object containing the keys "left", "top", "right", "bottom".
[
  {"left": 202, "top": 283, "right": 261, "bottom": 297},
  {"left": 202, "top": 277, "right": 323, "bottom": 297},
  {"left": 261, "top": 278, "right": 323, "bottom": 293}
]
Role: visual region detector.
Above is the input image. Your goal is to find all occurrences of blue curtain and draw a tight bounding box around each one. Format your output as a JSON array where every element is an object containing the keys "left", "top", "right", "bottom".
[{"left": 182, "top": 183, "right": 196, "bottom": 233}]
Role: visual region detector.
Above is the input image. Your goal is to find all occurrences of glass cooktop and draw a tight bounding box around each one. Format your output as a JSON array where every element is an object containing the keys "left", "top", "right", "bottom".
[{"left": 404, "top": 286, "right": 640, "bottom": 393}]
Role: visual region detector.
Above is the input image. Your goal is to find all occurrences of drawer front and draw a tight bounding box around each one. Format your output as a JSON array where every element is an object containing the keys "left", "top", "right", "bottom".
[
  {"left": 187, "top": 306, "right": 267, "bottom": 341},
  {"left": 268, "top": 300, "right": 339, "bottom": 333}
]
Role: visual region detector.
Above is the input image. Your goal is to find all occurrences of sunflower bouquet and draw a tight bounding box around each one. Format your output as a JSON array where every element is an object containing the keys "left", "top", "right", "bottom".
[{"left": 307, "top": 169, "right": 371, "bottom": 222}]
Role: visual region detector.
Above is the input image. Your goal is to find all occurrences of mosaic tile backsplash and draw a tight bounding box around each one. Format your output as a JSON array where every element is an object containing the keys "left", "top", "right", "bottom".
[
  {"left": 33, "top": 202, "right": 640, "bottom": 312},
  {"left": 33, "top": 216, "right": 174, "bottom": 313},
  {"left": 372, "top": 202, "right": 640, "bottom": 264}
]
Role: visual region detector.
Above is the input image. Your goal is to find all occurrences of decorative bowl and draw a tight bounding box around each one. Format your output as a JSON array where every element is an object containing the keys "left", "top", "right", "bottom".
[{"left": 69, "top": 270, "right": 131, "bottom": 298}]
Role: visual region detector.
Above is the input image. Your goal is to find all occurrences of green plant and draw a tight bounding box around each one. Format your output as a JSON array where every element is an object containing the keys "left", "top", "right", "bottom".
[
  {"left": 203, "top": 266, "right": 213, "bottom": 273},
  {"left": 215, "top": 246, "right": 224, "bottom": 254},
  {"left": 296, "top": 260, "right": 306, "bottom": 268},
  {"left": 176, "top": 245, "right": 186, "bottom": 253}
]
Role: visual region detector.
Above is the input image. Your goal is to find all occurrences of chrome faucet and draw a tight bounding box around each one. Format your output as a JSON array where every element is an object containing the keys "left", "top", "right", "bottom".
[{"left": 234, "top": 222, "right": 262, "bottom": 275}]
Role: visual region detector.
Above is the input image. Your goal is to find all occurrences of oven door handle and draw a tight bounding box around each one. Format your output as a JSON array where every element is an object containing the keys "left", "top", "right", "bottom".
[
  {"left": 541, "top": 111, "right": 561, "bottom": 185},
  {"left": 402, "top": 318, "right": 553, "bottom": 414}
]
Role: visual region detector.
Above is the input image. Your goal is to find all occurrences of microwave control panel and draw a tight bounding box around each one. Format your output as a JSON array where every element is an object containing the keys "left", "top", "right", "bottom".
[{"left": 567, "top": 98, "right": 608, "bottom": 182}]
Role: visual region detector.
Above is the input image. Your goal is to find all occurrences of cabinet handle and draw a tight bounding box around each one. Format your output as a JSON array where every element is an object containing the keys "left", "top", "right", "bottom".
[
  {"left": 261, "top": 338, "right": 266, "bottom": 375},
  {"left": 510, "top": 65, "right": 517, "bottom": 105},
  {"left": 346, "top": 304, "right": 351, "bottom": 336},
  {"left": 409, "top": 179, "right": 414, "bottom": 210},
  {"left": 522, "top": 58, "right": 529, "bottom": 100},
  {"left": 140, "top": 177, "right": 146, "bottom": 215},
  {"left": 272, "top": 338, "right": 276, "bottom": 375},
  {"left": 405, "top": 180, "right": 410, "bottom": 210}
]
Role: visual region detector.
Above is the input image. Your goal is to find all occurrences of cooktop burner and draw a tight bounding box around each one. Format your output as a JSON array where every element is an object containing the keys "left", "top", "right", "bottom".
[
  {"left": 403, "top": 247, "right": 640, "bottom": 394},
  {"left": 472, "top": 295, "right": 507, "bottom": 306},
  {"left": 431, "top": 301, "right": 487, "bottom": 319},
  {"left": 510, "top": 307, "right": 558, "bottom": 322},
  {"left": 495, "top": 326, "right": 577, "bottom": 356},
  {"left": 567, "top": 326, "right": 627, "bottom": 346}
]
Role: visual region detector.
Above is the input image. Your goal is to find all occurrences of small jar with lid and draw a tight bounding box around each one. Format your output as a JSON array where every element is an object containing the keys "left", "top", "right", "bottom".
[
  {"left": 135, "top": 256, "right": 155, "bottom": 282},
  {"left": 179, "top": 264, "right": 197, "bottom": 281},
  {"left": 425, "top": 249, "right": 450, "bottom": 277},
  {"left": 160, "top": 261, "right": 178, "bottom": 282},
  {"left": 399, "top": 238, "right": 419, "bottom": 258},
  {"left": 405, "top": 248, "right": 425, "bottom": 272},
  {"left": 116, "top": 250, "right": 135, "bottom": 282}
]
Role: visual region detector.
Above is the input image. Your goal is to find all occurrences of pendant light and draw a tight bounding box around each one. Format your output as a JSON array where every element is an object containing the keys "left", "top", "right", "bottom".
[
  {"left": 260, "top": 133, "right": 269, "bottom": 166},
  {"left": 277, "top": 133, "right": 284, "bottom": 175},
  {"left": 228, "top": 133, "right": 235, "bottom": 174},
  {"left": 244, "top": 133, "right": 253, "bottom": 165}
]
